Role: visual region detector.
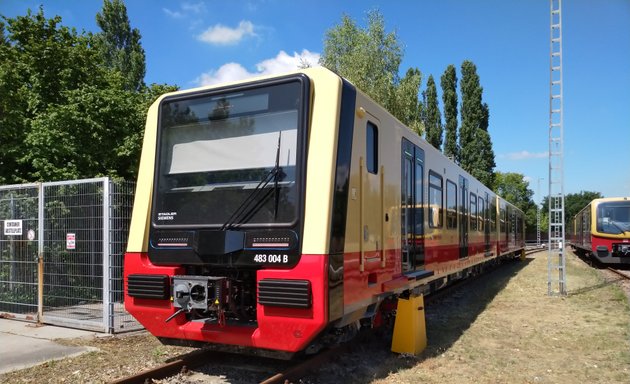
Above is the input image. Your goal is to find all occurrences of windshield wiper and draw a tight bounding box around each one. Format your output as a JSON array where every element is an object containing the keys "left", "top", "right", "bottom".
[
  {"left": 608, "top": 220, "right": 629, "bottom": 234},
  {"left": 220, "top": 132, "right": 284, "bottom": 230},
  {"left": 273, "top": 132, "right": 282, "bottom": 220}
]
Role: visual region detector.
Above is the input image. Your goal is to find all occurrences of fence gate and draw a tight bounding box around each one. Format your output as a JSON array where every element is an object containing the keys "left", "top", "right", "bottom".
[
  {"left": 0, "top": 184, "right": 40, "bottom": 321},
  {"left": 0, "top": 178, "right": 140, "bottom": 333}
]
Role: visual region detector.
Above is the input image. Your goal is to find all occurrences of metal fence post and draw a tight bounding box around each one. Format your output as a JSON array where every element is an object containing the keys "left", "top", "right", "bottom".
[
  {"left": 102, "top": 177, "right": 111, "bottom": 333},
  {"left": 37, "top": 182, "right": 44, "bottom": 323}
]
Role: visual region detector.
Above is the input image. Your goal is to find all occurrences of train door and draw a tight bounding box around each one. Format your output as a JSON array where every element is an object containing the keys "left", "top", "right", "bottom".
[
  {"left": 484, "top": 192, "right": 491, "bottom": 255},
  {"left": 361, "top": 119, "right": 382, "bottom": 266},
  {"left": 401, "top": 138, "right": 424, "bottom": 271},
  {"left": 507, "top": 206, "right": 513, "bottom": 247},
  {"left": 459, "top": 176, "right": 468, "bottom": 258}
]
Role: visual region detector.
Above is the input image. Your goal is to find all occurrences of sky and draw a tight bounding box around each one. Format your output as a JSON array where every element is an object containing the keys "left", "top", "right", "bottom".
[{"left": 1, "top": 0, "right": 629, "bottom": 205}]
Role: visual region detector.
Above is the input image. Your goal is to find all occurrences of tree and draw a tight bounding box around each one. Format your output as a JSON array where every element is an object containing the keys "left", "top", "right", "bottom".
[
  {"left": 390, "top": 67, "right": 423, "bottom": 134},
  {"left": 541, "top": 191, "right": 603, "bottom": 231},
  {"left": 95, "top": 0, "right": 146, "bottom": 91},
  {"left": 441, "top": 64, "right": 459, "bottom": 162},
  {"left": 0, "top": 8, "right": 106, "bottom": 183},
  {"left": 476, "top": 102, "right": 496, "bottom": 187},
  {"left": 459, "top": 60, "right": 495, "bottom": 187},
  {"left": 494, "top": 172, "right": 535, "bottom": 210},
  {"left": 0, "top": 6, "right": 175, "bottom": 183},
  {"left": 424, "top": 75, "right": 442, "bottom": 150},
  {"left": 22, "top": 85, "right": 147, "bottom": 180},
  {"left": 0, "top": 20, "right": 7, "bottom": 46},
  {"left": 320, "top": 11, "right": 423, "bottom": 133},
  {"left": 494, "top": 172, "right": 537, "bottom": 237}
]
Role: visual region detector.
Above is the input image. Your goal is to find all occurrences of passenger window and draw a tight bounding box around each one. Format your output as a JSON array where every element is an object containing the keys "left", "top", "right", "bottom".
[
  {"left": 446, "top": 180, "right": 457, "bottom": 229},
  {"left": 470, "top": 193, "right": 477, "bottom": 231},
  {"left": 479, "top": 198, "right": 485, "bottom": 232},
  {"left": 366, "top": 122, "right": 378, "bottom": 174},
  {"left": 428, "top": 172, "right": 443, "bottom": 228}
]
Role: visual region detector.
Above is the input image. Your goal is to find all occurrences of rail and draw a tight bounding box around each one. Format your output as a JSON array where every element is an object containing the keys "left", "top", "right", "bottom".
[
  {"left": 607, "top": 267, "right": 630, "bottom": 281},
  {"left": 110, "top": 248, "right": 538, "bottom": 383}
]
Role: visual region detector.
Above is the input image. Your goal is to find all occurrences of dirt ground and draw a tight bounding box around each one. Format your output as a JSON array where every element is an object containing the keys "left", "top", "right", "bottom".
[{"left": 1, "top": 250, "right": 629, "bottom": 384}]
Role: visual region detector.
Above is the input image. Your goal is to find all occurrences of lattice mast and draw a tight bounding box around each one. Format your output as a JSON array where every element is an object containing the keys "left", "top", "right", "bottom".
[{"left": 547, "top": 0, "right": 567, "bottom": 296}]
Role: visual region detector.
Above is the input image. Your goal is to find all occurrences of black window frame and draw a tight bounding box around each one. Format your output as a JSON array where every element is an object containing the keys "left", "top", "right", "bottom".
[
  {"left": 151, "top": 74, "right": 310, "bottom": 230},
  {"left": 428, "top": 171, "right": 444, "bottom": 228},
  {"left": 446, "top": 179, "right": 458, "bottom": 229},
  {"left": 470, "top": 193, "right": 478, "bottom": 231},
  {"left": 478, "top": 196, "right": 485, "bottom": 232},
  {"left": 366, "top": 121, "right": 378, "bottom": 174}
]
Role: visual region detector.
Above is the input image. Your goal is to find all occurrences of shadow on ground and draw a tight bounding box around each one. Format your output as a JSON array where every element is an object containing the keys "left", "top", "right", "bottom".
[{"left": 298, "top": 256, "right": 533, "bottom": 383}]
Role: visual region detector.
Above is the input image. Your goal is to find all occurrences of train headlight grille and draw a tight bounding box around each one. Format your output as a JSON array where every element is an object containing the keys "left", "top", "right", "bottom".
[
  {"left": 127, "top": 274, "right": 170, "bottom": 299},
  {"left": 258, "top": 279, "right": 311, "bottom": 309}
]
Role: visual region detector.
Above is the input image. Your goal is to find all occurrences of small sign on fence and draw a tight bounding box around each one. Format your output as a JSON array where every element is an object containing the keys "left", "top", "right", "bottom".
[
  {"left": 66, "top": 233, "right": 76, "bottom": 250},
  {"left": 3, "top": 219, "right": 22, "bottom": 236}
]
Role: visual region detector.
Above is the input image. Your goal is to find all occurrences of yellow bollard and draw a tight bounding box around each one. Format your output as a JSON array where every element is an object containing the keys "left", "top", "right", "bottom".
[
  {"left": 520, "top": 248, "right": 526, "bottom": 261},
  {"left": 391, "top": 293, "right": 427, "bottom": 355}
]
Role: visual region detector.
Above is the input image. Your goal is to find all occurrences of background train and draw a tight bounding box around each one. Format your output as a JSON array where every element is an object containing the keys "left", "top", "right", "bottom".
[
  {"left": 124, "top": 67, "right": 524, "bottom": 358},
  {"left": 570, "top": 197, "right": 630, "bottom": 265}
]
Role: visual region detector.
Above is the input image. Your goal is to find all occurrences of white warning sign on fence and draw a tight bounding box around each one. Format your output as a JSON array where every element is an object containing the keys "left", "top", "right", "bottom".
[
  {"left": 66, "top": 233, "right": 76, "bottom": 250},
  {"left": 3, "top": 220, "right": 22, "bottom": 236}
]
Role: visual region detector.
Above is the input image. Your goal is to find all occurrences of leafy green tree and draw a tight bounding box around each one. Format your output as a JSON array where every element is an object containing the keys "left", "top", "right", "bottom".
[
  {"left": 494, "top": 172, "right": 537, "bottom": 237},
  {"left": 494, "top": 172, "right": 534, "bottom": 209},
  {"left": 541, "top": 191, "right": 603, "bottom": 231},
  {"left": 0, "top": 6, "right": 176, "bottom": 183},
  {"left": 441, "top": 64, "right": 459, "bottom": 162},
  {"left": 424, "top": 75, "right": 442, "bottom": 150},
  {"left": 0, "top": 8, "right": 105, "bottom": 183},
  {"left": 0, "top": 20, "right": 6, "bottom": 45},
  {"left": 95, "top": 0, "right": 146, "bottom": 91},
  {"left": 390, "top": 67, "right": 423, "bottom": 134},
  {"left": 22, "top": 85, "right": 146, "bottom": 180},
  {"left": 476, "top": 102, "right": 496, "bottom": 187},
  {"left": 460, "top": 60, "right": 495, "bottom": 187},
  {"left": 320, "top": 11, "right": 423, "bottom": 133}
]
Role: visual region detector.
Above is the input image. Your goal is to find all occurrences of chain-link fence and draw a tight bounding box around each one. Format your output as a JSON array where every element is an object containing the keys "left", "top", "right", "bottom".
[{"left": 0, "top": 178, "right": 140, "bottom": 333}]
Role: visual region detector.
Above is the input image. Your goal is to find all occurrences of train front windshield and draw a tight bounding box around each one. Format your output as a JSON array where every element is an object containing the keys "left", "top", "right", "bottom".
[
  {"left": 597, "top": 201, "right": 630, "bottom": 235},
  {"left": 152, "top": 80, "right": 306, "bottom": 228}
]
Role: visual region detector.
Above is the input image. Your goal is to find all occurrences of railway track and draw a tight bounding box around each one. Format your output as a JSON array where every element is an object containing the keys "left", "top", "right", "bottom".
[
  {"left": 109, "top": 342, "right": 348, "bottom": 384},
  {"left": 110, "top": 251, "right": 537, "bottom": 384},
  {"left": 607, "top": 267, "right": 630, "bottom": 281},
  {"left": 108, "top": 348, "right": 216, "bottom": 384}
]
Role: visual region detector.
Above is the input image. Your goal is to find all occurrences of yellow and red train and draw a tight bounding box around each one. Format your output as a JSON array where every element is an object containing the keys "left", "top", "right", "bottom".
[
  {"left": 124, "top": 67, "right": 524, "bottom": 357},
  {"left": 570, "top": 197, "right": 630, "bottom": 265}
]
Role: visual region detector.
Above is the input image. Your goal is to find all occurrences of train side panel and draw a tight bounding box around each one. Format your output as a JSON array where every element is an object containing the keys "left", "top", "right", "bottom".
[{"left": 338, "top": 88, "right": 524, "bottom": 325}]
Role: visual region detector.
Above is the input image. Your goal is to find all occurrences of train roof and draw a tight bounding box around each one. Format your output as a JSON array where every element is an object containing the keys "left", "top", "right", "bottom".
[
  {"left": 591, "top": 197, "right": 630, "bottom": 204},
  {"left": 150, "top": 66, "right": 524, "bottom": 215}
]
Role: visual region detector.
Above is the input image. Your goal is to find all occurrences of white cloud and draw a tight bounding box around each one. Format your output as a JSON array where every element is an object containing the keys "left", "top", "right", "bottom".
[
  {"left": 181, "top": 2, "right": 206, "bottom": 14},
  {"left": 197, "top": 20, "right": 256, "bottom": 45},
  {"left": 499, "top": 150, "right": 548, "bottom": 160},
  {"left": 195, "top": 50, "right": 321, "bottom": 86},
  {"left": 162, "top": 8, "right": 184, "bottom": 19},
  {"left": 195, "top": 63, "right": 253, "bottom": 86},
  {"left": 163, "top": 2, "right": 205, "bottom": 19},
  {"left": 256, "top": 50, "right": 320, "bottom": 74}
]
